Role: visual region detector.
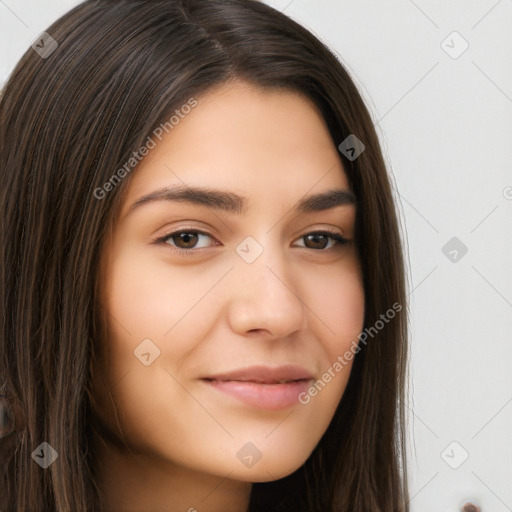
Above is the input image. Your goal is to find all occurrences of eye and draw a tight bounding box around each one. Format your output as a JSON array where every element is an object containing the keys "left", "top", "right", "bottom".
[
  {"left": 156, "top": 230, "right": 217, "bottom": 252},
  {"left": 294, "top": 230, "right": 349, "bottom": 250}
]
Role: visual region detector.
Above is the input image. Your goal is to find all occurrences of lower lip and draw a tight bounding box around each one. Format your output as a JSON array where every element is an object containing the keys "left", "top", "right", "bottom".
[{"left": 202, "top": 379, "right": 312, "bottom": 410}]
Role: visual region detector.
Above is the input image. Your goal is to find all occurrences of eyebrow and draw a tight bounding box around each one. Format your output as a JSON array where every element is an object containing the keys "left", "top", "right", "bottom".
[{"left": 126, "top": 184, "right": 356, "bottom": 217}]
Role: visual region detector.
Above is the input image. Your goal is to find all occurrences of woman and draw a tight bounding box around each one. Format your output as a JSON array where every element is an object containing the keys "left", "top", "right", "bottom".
[{"left": 0, "top": 1, "right": 410, "bottom": 510}]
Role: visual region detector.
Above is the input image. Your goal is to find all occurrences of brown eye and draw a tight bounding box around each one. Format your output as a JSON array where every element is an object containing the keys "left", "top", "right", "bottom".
[
  {"left": 297, "top": 231, "right": 348, "bottom": 250},
  {"left": 303, "top": 233, "right": 329, "bottom": 249},
  {"left": 171, "top": 232, "right": 199, "bottom": 249},
  {"left": 158, "top": 230, "right": 216, "bottom": 251}
]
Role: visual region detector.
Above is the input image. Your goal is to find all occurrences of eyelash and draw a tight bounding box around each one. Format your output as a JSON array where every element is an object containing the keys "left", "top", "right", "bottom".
[{"left": 154, "top": 228, "right": 349, "bottom": 255}]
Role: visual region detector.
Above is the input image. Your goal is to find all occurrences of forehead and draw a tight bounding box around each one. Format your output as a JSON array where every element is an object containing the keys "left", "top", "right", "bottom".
[{"left": 119, "top": 80, "right": 350, "bottom": 217}]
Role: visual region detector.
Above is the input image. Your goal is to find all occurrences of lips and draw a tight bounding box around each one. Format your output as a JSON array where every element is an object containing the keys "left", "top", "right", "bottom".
[
  {"left": 201, "top": 365, "right": 314, "bottom": 410},
  {"left": 202, "top": 364, "right": 314, "bottom": 384}
]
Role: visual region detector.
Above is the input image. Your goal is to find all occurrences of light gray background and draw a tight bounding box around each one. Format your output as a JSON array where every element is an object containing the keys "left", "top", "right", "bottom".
[{"left": 1, "top": 1, "right": 511, "bottom": 511}]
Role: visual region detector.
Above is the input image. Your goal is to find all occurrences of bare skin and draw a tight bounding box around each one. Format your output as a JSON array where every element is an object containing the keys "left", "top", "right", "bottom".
[{"left": 91, "top": 79, "right": 365, "bottom": 512}]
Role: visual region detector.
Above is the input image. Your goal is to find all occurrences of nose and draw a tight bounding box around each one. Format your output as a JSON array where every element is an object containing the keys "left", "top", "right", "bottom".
[{"left": 226, "top": 241, "right": 307, "bottom": 339}]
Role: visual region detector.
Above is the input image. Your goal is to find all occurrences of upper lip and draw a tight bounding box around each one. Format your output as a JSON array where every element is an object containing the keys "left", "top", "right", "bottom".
[{"left": 202, "top": 364, "right": 315, "bottom": 384}]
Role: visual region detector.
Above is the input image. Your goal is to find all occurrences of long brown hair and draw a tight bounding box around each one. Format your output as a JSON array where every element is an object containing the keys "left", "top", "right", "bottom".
[{"left": 0, "top": 1, "right": 410, "bottom": 510}]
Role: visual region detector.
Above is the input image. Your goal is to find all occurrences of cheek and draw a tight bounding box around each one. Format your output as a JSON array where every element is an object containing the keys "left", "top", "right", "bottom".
[
  {"left": 99, "top": 248, "right": 202, "bottom": 391},
  {"left": 305, "top": 258, "right": 365, "bottom": 358},
  {"left": 104, "top": 247, "right": 201, "bottom": 341},
  {"left": 100, "top": 244, "right": 233, "bottom": 385},
  {"left": 95, "top": 247, "right": 212, "bottom": 436}
]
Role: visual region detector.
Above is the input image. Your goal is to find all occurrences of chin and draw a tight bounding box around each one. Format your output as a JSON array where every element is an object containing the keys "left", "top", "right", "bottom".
[{"left": 227, "top": 452, "right": 311, "bottom": 483}]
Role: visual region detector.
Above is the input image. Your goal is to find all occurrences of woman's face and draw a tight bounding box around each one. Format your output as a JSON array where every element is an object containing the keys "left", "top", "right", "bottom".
[{"left": 93, "top": 80, "right": 365, "bottom": 483}]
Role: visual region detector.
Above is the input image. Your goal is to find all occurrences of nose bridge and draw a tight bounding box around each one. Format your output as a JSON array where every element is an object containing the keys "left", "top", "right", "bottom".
[
  {"left": 234, "top": 232, "right": 289, "bottom": 292},
  {"left": 227, "top": 233, "right": 306, "bottom": 336}
]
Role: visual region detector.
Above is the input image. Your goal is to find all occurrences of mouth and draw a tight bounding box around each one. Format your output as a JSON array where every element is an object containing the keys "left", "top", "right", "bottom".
[
  {"left": 201, "top": 365, "right": 314, "bottom": 410},
  {"left": 203, "top": 377, "right": 311, "bottom": 383}
]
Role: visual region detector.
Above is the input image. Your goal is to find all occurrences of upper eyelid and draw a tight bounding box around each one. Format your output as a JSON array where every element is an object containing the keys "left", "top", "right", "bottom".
[{"left": 155, "top": 228, "right": 217, "bottom": 243}]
